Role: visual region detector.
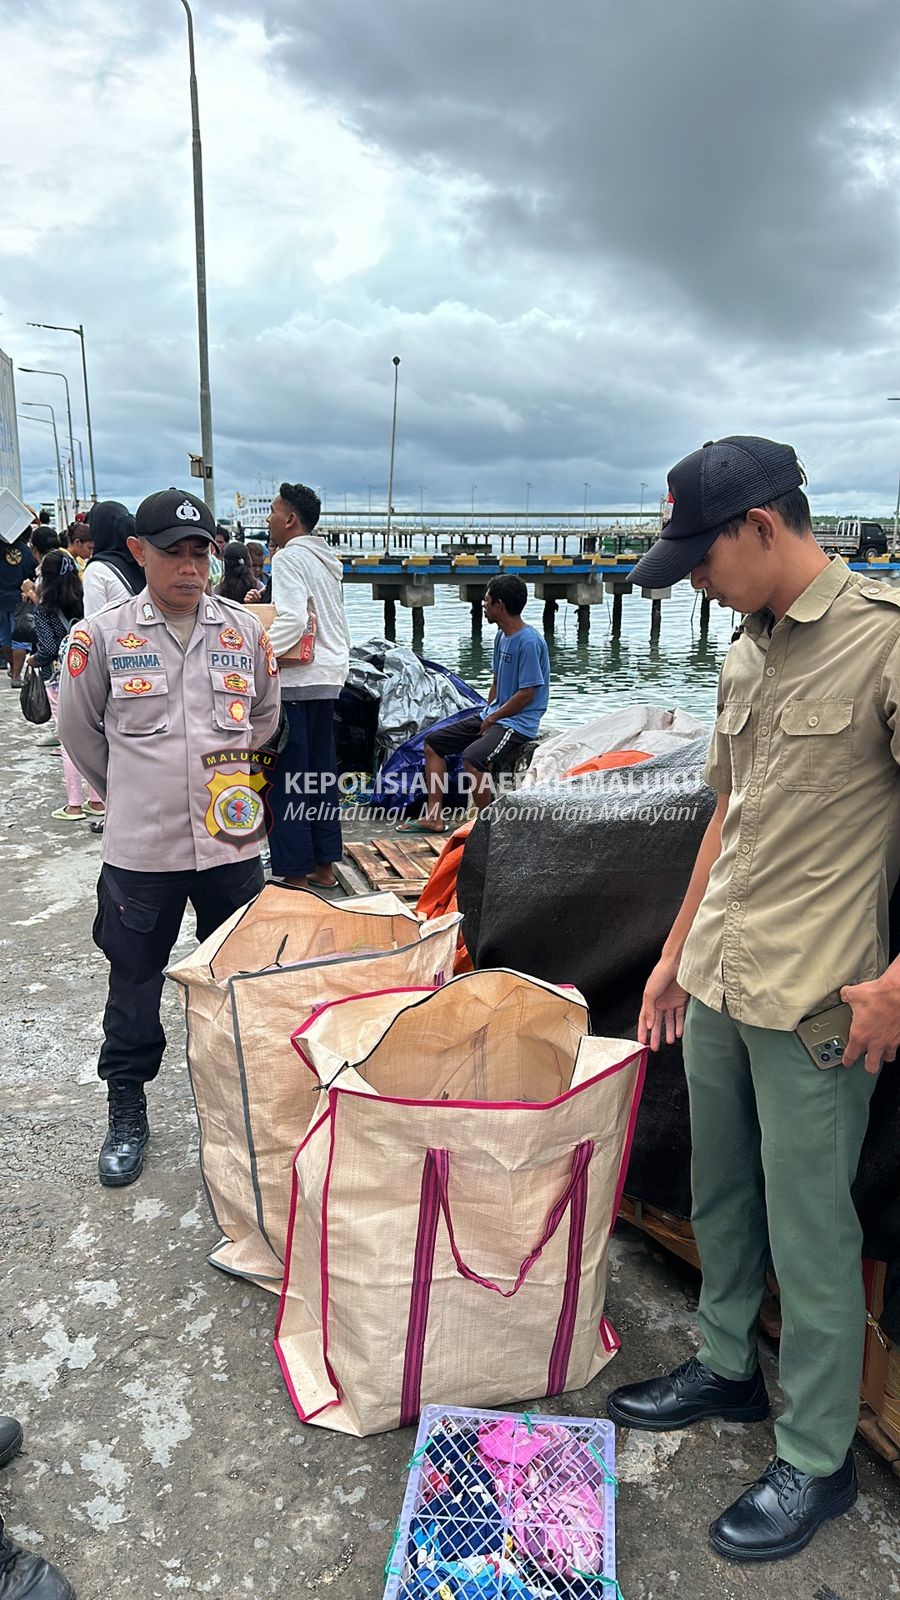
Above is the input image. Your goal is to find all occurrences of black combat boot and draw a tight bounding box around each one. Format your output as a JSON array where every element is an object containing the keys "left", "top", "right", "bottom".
[
  {"left": 0, "top": 1520, "right": 75, "bottom": 1599},
  {"left": 0, "top": 1419, "right": 23, "bottom": 1471},
  {"left": 98, "top": 1082, "right": 149, "bottom": 1187}
]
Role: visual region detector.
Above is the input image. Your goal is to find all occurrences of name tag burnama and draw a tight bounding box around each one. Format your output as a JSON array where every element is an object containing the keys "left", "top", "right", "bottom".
[{"left": 110, "top": 653, "right": 163, "bottom": 672}]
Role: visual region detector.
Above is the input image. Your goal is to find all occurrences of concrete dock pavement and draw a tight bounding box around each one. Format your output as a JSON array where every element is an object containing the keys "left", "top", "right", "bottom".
[{"left": 1, "top": 700, "right": 898, "bottom": 1598}]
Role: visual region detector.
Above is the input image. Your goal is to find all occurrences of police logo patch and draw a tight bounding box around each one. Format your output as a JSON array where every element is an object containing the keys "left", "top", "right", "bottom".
[
  {"left": 176, "top": 499, "right": 202, "bottom": 523},
  {"left": 123, "top": 677, "right": 153, "bottom": 695},
  {"left": 261, "top": 630, "right": 278, "bottom": 677},
  {"left": 116, "top": 633, "right": 147, "bottom": 650},
  {"left": 228, "top": 699, "right": 247, "bottom": 723},
  {"left": 71, "top": 629, "right": 92, "bottom": 651},
  {"left": 67, "top": 645, "right": 88, "bottom": 677},
  {"left": 223, "top": 673, "right": 248, "bottom": 692},
  {"left": 219, "top": 628, "right": 244, "bottom": 650},
  {"left": 203, "top": 766, "right": 269, "bottom": 851}
]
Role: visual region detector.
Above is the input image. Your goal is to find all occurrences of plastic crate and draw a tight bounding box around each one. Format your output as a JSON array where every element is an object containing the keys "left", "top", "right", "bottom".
[{"left": 383, "top": 1405, "right": 617, "bottom": 1599}]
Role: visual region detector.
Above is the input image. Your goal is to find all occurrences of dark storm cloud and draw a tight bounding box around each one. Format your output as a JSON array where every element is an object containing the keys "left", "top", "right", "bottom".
[{"left": 250, "top": 0, "right": 900, "bottom": 341}]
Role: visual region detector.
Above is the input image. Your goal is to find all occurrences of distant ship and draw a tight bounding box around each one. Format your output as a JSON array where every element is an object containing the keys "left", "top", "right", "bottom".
[{"left": 233, "top": 492, "right": 272, "bottom": 534}]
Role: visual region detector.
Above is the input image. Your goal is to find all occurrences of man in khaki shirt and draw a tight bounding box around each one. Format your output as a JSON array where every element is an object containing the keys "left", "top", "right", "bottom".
[{"left": 606, "top": 437, "right": 900, "bottom": 1564}]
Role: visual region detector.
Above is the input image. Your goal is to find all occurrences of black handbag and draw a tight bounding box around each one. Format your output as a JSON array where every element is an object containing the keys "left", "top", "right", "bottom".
[
  {"left": 20, "top": 662, "right": 51, "bottom": 725},
  {"left": 12, "top": 599, "right": 35, "bottom": 647}
]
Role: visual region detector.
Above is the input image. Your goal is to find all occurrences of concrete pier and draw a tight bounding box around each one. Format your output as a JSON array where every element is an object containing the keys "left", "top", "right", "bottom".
[{"left": 2, "top": 712, "right": 898, "bottom": 1598}]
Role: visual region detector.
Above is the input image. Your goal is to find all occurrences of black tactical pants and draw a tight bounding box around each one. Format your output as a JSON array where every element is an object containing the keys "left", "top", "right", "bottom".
[{"left": 93, "top": 858, "right": 264, "bottom": 1087}]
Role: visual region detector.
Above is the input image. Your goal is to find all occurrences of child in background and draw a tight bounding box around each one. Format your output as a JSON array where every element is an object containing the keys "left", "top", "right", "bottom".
[{"left": 30, "top": 550, "right": 105, "bottom": 821}]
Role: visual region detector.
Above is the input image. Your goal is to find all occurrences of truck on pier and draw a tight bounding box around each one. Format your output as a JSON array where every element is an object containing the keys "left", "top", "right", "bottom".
[{"left": 814, "top": 518, "right": 889, "bottom": 561}]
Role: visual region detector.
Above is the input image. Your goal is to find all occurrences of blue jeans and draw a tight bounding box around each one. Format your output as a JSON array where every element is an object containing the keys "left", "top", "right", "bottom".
[{"left": 267, "top": 699, "right": 342, "bottom": 877}]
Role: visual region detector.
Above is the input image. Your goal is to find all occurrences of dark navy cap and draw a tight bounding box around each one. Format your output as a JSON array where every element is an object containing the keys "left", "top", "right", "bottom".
[
  {"left": 629, "top": 436, "right": 804, "bottom": 588},
  {"left": 134, "top": 488, "right": 217, "bottom": 549}
]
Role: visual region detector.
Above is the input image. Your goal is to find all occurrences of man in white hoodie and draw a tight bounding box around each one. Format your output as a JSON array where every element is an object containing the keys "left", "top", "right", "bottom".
[{"left": 266, "top": 482, "right": 350, "bottom": 887}]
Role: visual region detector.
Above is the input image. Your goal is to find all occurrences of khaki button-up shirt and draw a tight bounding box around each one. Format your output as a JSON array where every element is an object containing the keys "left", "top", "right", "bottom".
[
  {"left": 679, "top": 558, "right": 900, "bottom": 1030},
  {"left": 58, "top": 591, "right": 281, "bottom": 872}
]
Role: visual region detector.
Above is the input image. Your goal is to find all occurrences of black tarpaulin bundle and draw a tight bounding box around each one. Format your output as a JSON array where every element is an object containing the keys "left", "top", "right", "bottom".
[{"left": 457, "top": 739, "right": 900, "bottom": 1264}]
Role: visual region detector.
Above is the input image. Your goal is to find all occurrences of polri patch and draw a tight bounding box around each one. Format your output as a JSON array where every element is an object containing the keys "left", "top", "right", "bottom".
[
  {"left": 223, "top": 672, "right": 248, "bottom": 692},
  {"left": 219, "top": 627, "right": 244, "bottom": 650},
  {"left": 228, "top": 699, "right": 247, "bottom": 723},
  {"left": 116, "top": 633, "right": 147, "bottom": 650},
  {"left": 71, "top": 628, "right": 93, "bottom": 651},
  {"left": 67, "top": 645, "right": 88, "bottom": 677},
  {"left": 122, "top": 677, "right": 153, "bottom": 695}
]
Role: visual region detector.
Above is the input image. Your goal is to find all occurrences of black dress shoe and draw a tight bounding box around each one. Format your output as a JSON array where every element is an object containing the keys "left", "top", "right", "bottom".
[
  {"left": 0, "top": 1525, "right": 75, "bottom": 1598},
  {"left": 607, "top": 1356, "right": 770, "bottom": 1432},
  {"left": 98, "top": 1084, "right": 149, "bottom": 1188},
  {"left": 0, "top": 1419, "right": 22, "bottom": 1471},
  {"left": 709, "top": 1451, "right": 858, "bottom": 1563}
]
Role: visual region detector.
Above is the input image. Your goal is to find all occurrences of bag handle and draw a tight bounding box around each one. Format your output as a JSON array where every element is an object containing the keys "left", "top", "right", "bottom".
[{"left": 428, "top": 1140, "right": 594, "bottom": 1298}]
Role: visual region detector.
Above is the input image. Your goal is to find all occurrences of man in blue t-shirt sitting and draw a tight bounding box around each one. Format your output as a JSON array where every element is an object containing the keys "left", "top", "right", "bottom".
[{"left": 399, "top": 575, "right": 550, "bottom": 833}]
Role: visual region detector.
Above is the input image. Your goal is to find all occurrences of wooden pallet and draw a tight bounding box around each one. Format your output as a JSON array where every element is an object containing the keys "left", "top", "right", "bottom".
[{"left": 337, "top": 833, "right": 446, "bottom": 900}]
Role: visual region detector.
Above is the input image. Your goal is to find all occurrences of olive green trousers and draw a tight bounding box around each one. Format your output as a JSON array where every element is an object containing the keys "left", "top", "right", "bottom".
[{"left": 683, "top": 997, "right": 878, "bottom": 1476}]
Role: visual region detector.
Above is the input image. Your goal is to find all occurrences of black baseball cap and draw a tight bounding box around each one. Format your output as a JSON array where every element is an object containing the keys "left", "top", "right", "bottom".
[
  {"left": 134, "top": 487, "right": 217, "bottom": 549},
  {"left": 628, "top": 436, "right": 804, "bottom": 588}
]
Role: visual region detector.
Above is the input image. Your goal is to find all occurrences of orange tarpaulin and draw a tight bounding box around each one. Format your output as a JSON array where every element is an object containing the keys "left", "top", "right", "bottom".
[
  {"left": 415, "top": 822, "right": 475, "bottom": 973},
  {"left": 562, "top": 749, "right": 651, "bottom": 779}
]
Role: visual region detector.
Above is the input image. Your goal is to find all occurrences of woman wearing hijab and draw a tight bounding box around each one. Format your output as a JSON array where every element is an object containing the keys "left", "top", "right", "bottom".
[{"left": 81, "top": 501, "right": 146, "bottom": 616}]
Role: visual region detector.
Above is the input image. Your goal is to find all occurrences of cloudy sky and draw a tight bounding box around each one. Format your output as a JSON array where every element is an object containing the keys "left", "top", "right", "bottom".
[{"left": 3, "top": 0, "right": 900, "bottom": 520}]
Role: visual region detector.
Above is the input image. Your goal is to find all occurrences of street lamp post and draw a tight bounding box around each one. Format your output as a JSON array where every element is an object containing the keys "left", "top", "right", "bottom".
[
  {"left": 27, "top": 322, "right": 98, "bottom": 500},
  {"left": 178, "top": 0, "right": 215, "bottom": 515},
  {"left": 73, "top": 439, "right": 87, "bottom": 502},
  {"left": 470, "top": 484, "right": 477, "bottom": 525},
  {"left": 525, "top": 481, "right": 532, "bottom": 527},
  {"left": 888, "top": 399, "right": 900, "bottom": 552},
  {"left": 386, "top": 356, "right": 401, "bottom": 547},
  {"left": 583, "top": 481, "right": 590, "bottom": 518},
  {"left": 20, "top": 403, "right": 66, "bottom": 520},
  {"left": 639, "top": 481, "right": 648, "bottom": 519},
  {"left": 19, "top": 367, "right": 77, "bottom": 511},
  {"left": 419, "top": 486, "right": 425, "bottom": 528}
]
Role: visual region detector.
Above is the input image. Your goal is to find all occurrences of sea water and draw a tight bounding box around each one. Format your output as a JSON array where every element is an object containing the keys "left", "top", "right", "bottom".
[{"left": 342, "top": 577, "right": 734, "bottom": 733}]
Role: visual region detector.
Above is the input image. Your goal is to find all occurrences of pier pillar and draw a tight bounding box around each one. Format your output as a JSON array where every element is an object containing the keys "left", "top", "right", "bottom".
[
  {"left": 471, "top": 599, "right": 483, "bottom": 633},
  {"left": 650, "top": 598, "right": 663, "bottom": 633},
  {"left": 411, "top": 607, "right": 425, "bottom": 646},
  {"left": 611, "top": 591, "right": 623, "bottom": 633},
  {"left": 383, "top": 599, "right": 396, "bottom": 638},
  {"left": 700, "top": 594, "right": 711, "bottom": 629},
  {"left": 577, "top": 606, "right": 591, "bottom": 634},
  {"left": 542, "top": 598, "right": 558, "bottom": 628}
]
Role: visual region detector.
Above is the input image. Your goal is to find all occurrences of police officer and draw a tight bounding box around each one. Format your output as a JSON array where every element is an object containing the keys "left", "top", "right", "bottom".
[
  {"left": 606, "top": 437, "right": 900, "bottom": 1563},
  {"left": 59, "top": 488, "right": 281, "bottom": 1187}
]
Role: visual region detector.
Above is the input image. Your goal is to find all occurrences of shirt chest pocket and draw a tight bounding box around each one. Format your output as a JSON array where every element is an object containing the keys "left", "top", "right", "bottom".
[
  {"left": 211, "top": 669, "right": 256, "bottom": 734},
  {"left": 777, "top": 699, "right": 853, "bottom": 792},
  {"left": 716, "top": 702, "right": 753, "bottom": 789},
  {"left": 110, "top": 673, "right": 169, "bottom": 736}
]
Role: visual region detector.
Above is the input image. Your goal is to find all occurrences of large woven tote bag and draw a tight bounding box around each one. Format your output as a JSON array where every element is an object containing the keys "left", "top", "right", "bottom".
[
  {"left": 274, "top": 969, "right": 645, "bottom": 1435},
  {"left": 166, "top": 884, "right": 460, "bottom": 1288}
]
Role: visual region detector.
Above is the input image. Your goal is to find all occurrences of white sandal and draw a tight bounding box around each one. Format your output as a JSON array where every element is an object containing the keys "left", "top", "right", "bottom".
[{"left": 50, "top": 806, "right": 86, "bottom": 821}]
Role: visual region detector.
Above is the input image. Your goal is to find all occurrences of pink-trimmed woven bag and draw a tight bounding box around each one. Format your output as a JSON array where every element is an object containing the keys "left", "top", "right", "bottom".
[{"left": 274, "top": 969, "right": 645, "bottom": 1436}]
